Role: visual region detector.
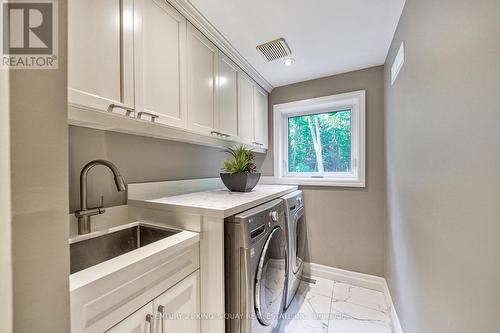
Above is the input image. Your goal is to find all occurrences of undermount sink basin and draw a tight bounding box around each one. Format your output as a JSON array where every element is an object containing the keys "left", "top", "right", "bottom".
[{"left": 70, "top": 223, "right": 180, "bottom": 274}]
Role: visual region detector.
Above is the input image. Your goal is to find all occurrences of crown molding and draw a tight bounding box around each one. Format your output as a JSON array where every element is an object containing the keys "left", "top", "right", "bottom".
[{"left": 168, "top": 0, "right": 274, "bottom": 93}]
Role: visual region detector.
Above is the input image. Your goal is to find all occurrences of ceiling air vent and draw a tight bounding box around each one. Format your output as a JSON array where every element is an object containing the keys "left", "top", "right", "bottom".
[{"left": 256, "top": 38, "right": 291, "bottom": 62}]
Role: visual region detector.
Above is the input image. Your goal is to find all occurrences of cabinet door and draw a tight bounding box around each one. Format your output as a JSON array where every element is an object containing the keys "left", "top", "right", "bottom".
[
  {"left": 253, "top": 86, "right": 269, "bottom": 148},
  {"left": 134, "top": 0, "right": 187, "bottom": 127},
  {"left": 106, "top": 302, "right": 154, "bottom": 333},
  {"left": 218, "top": 53, "right": 239, "bottom": 138},
  {"left": 153, "top": 271, "right": 200, "bottom": 333},
  {"left": 68, "top": 0, "right": 134, "bottom": 114},
  {"left": 238, "top": 72, "right": 255, "bottom": 144},
  {"left": 187, "top": 23, "right": 219, "bottom": 135}
]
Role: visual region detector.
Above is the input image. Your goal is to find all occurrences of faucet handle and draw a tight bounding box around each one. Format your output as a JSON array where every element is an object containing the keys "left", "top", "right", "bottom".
[{"left": 98, "top": 196, "right": 106, "bottom": 214}]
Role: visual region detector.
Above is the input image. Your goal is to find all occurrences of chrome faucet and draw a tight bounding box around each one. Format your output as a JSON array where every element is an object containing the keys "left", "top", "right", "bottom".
[{"left": 75, "top": 160, "right": 126, "bottom": 234}]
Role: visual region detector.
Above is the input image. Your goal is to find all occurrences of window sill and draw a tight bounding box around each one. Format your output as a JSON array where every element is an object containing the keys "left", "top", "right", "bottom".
[{"left": 260, "top": 176, "right": 366, "bottom": 188}]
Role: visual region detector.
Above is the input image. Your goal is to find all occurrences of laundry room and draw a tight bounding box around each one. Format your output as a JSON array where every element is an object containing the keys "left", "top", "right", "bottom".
[{"left": 1, "top": 1, "right": 499, "bottom": 333}]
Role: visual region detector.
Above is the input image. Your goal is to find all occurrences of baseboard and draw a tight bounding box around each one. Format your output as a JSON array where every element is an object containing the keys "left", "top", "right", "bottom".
[
  {"left": 304, "top": 263, "right": 403, "bottom": 333},
  {"left": 303, "top": 262, "right": 385, "bottom": 291}
]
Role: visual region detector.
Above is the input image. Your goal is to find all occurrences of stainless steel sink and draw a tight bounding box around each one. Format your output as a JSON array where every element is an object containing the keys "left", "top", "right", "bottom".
[{"left": 70, "top": 224, "right": 180, "bottom": 274}]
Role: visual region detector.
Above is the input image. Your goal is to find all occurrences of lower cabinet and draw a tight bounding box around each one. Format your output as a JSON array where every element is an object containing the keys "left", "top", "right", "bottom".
[
  {"left": 105, "top": 303, "right": 154, "bottom": 333},
  {"left": 105, "top": 271, "right": 200, "bottom": 333},
  {"left": 154, "top": 270, "right": 200, "bottom": 333}
]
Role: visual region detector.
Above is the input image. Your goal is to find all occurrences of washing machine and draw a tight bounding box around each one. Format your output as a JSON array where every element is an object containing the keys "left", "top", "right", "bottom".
[
  {"left": 281, "top": 190, "right": 306, "bottom": 309},
  {"left": 225, "top": 199, "right": 287, "bottom": 333}
]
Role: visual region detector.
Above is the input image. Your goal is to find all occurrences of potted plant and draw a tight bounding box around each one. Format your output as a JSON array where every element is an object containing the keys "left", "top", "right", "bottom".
[{"left": 220, "top": 145, "right": 261, "bottom": 192}]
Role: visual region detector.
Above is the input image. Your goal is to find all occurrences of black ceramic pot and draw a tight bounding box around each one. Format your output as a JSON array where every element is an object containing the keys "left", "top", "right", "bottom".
[{"left": 220, "top": 172, "right": 261, "bottom": 192}]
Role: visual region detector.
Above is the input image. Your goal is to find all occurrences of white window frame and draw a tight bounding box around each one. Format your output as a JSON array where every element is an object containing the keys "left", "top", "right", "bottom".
[{"left": 273, "top": 90, "right": 366, "bottom": 187}]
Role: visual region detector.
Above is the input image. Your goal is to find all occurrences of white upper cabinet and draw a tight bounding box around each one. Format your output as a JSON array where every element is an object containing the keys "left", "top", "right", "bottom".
[
  {"left": 153, "top": 271, "right": 200, "bottom": 333},
  {"left": 186, "top": 23, "right": 219, "bottom": 135},
  {"left": 134, "top": 0, "right": 187, "bottom": 127},
  {"left": 68, "top": 0, "right": 269, "bottom": 150},
  {"left": 68, "top": 0, "right": 134, "bottom": 115},
  {"left": 238, "top": 72, "right": 269, "bottom": 148},
  {"left": 253, "top": 85, "right": 269, "bottom": 149},
  {"left": 238, "top": 72, "right": 255, "bottom": 145},
  {"left": 217, "top": 53, "right": 239, "bottom": 138}
]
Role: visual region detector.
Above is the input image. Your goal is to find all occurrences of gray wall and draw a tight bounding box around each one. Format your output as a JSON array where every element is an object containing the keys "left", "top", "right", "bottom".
[
  {"left": 9, "top": 1, "right": 71, "bottom": 332},
  {"left": 69, "top": 126, "right": 265, "bottom": 212},
  {"left": 263, "top": 66, "right": 386, "bottom": 276},
  {"left": 384, "top": 1, "right": 500, "bottom": 332}
]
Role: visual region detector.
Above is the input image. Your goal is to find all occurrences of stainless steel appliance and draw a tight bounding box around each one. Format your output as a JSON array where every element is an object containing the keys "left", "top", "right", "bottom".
[
  {"left": 281, "top": 190, "right": 306, "bottom": 309},
  {"left": 225, "top": 199, "right": 287, "bottom": 333}
]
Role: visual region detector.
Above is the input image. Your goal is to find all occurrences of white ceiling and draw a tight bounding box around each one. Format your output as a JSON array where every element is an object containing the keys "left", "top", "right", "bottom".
[{"left": 189, "top": 0, "right": 406, "bottom": 88}]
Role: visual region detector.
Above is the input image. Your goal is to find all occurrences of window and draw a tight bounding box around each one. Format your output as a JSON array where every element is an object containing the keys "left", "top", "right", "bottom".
[{"left": 273, "top": 90, "right": 365, "bottom": 187}]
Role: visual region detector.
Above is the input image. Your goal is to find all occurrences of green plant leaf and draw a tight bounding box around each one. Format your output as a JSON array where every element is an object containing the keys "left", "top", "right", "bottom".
[{"left": 222, "top": 145, "right": 257, "bottom": 173}]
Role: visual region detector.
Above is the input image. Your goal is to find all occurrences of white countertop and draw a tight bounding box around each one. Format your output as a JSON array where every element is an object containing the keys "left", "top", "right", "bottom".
[{"left": 128, "top": 184, "right": 298, "bottom": 218}]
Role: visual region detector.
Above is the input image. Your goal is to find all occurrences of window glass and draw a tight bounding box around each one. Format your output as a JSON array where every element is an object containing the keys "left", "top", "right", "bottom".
[{"left": 287, "top": 110, "right": 351, "bottom": 174}]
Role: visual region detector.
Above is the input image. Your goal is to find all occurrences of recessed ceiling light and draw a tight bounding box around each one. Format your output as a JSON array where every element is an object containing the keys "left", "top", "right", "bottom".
[{"left": 283, "top": 58, "right": 295, "bottom": 66}]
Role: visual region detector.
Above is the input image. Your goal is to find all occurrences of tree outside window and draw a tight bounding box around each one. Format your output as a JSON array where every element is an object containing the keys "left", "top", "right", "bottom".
[{"left": 288, "top": 110, "right": 351, "bottom": 174}]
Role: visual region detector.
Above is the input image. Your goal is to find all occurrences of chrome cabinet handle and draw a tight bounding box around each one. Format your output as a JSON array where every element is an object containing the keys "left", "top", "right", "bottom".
[
  {"left": 157, "top": 305, "right": 165, "bottom": 333},
  {"left": 252, "top": 142, "right": 264, "bottom": 146},
  {"left": 145, "top": 314, "right": 154, "bottom": 333},
  {"left": 137, "top": 111, "right": 159, "bottom": 122},
  {"left": 107, "top": 104, "right": 135, "bottom": 117},
  {"left": 211, "top": 131, "right": 230, "bottom": 138}
]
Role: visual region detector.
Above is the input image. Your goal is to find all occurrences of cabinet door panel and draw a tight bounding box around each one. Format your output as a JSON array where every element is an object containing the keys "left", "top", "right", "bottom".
[
  {"left": 253, "top": 86, "right": 268, "bottom": 148},
  {"left": 154, "top": 271, "right": 200, "bottom": 333},
  {"left": 105, "top": 302, "right": 154, "bottom": 333},
  {"left": 238, "top": 73, "right": 255, "bottom": 144},
  {"left": 218, "top": 53, "right": 239, "bottom": 138},
  {"left": 69, "top": 0, "right": 134, "bottom": 112},
  {"left": 187, "top": 23, "right": 219, "bottom": 135},
  {"left": 135, "top": 0, "right": 187, "bottom": 127}
]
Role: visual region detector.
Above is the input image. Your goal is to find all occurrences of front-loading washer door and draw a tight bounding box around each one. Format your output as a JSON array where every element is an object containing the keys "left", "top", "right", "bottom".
[
  {"left": 293, "top": 206, "right": 306, "bottom": 274},
  {"left": 255, "top": 226, "right": 287, "bottom": 326}
]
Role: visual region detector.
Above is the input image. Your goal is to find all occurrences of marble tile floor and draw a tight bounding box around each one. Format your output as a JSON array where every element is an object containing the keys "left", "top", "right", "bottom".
[{"left": 278, "top": 276, "right": 393, "bottom": 333}]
